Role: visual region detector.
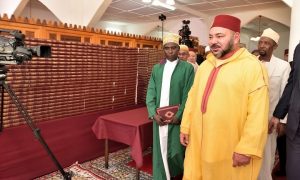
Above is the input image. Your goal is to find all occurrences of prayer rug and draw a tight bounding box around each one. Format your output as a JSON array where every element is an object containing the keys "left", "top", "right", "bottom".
[
  {"left": 35, "top": 147, "right": 152, "bottom": 180},
  {"left": 36, "top": 162, "right": 105, "bottom": 180}
]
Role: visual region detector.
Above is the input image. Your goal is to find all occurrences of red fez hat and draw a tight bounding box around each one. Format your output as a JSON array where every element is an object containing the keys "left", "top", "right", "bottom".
[{"left": 211, "top": 14, "right": 241, "bottom": 33}]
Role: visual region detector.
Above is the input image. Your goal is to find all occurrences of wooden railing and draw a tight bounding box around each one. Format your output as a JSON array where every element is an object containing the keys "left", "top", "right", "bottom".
[{"left": 0, "top": 13, "right": 162, "bottom": 49}]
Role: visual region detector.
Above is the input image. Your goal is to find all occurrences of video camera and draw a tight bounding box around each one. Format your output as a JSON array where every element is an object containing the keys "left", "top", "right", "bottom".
[
  {"left": 179, "top": 20, "right": 193, "bottom": 48},
  {"left": 181, "top": 20, "right": 191, "bottom": 36},
  {"left": 0, "top": 29, "right": 51, "bottom": 65},
  {"left": 159, "top": 14, "right": 166, "bottom": 21}
]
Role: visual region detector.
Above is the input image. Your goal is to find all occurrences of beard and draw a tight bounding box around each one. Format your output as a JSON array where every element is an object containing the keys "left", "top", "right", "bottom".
[
  {"left": 259, "top": 50, "right": 267, "bottom": 57},
  {"left": 211, "top": 38, "right": 234, "bottom": 58}
]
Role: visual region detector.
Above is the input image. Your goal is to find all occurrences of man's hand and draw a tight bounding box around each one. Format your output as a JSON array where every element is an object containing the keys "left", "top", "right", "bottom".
[
  {"left": 180, "top": 133, "right": 189, "bottom": 146},
  {"left": 277, "top": 123, "right": 286, "bottom": 137},
  {"left": 268, "top": 117, "right": 280, "bottom": 134},
  {"left": 232, "top": 152, "right": 251, "bottom": 167},
  {"left": 165, "top": 116, "right": 180, "bottom": 125},
  {"left": 153, "top": 114, "right": 166, "bottom": 126}
]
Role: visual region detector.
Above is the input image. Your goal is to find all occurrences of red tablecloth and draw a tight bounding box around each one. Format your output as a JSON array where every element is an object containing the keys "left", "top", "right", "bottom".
[{"left": 92, "top": 107, "right": 152, "bottom": 168}]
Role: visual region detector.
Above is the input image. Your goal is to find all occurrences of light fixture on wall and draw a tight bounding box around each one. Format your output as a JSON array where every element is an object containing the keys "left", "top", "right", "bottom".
[
  {"left": 250, "top": 15, "right": 262, "bottom": 41},
  {"left": 142, "top": 0, "right": 176, "bottom": 10}
]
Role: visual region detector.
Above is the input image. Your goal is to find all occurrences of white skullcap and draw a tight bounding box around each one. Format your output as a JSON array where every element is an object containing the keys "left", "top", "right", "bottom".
[
  {"left": 179, "top": 44, "right": 189, "bottom": 52},
  {"left": 163, "top": 33, "right": 180, "bottom": 45},
  {"left": 261, "top": 28, "right": 280, "bottom": 44}
]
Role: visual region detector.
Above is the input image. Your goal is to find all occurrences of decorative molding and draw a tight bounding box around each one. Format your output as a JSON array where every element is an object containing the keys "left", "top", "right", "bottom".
[{"left": 0, "top": 13, "right": 162, "bottom": 42}]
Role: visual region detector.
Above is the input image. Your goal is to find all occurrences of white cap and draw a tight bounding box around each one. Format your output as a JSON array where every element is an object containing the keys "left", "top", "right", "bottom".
[
  {"left": 261, "top": 28, "right": 280, "bottom": 44},
  {"left": 179, "top": 44, "right": 189, "bottom": 52},
  {"left": 163, "top": 33, "right": 180, "bottom": 45}
]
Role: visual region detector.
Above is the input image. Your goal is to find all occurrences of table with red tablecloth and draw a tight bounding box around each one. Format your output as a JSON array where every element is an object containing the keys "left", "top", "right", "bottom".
[{"left": 92, "top": 107, "right": 152, "bottom": 173}]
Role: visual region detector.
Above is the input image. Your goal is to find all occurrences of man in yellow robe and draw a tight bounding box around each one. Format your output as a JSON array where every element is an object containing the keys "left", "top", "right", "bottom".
[{"left": 180, "top": 14, "right": 269, "bottom": 180}]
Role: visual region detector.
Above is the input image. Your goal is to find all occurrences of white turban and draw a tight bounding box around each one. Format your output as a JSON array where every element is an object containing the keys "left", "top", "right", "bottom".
[{"left": 261, "top": 28, "right": 280, "bottom": 44}]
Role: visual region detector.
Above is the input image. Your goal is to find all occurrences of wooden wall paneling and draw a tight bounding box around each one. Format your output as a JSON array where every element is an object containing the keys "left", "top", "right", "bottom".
[{"left": 136, "top": 48, "right": 164, "bottom": 105}]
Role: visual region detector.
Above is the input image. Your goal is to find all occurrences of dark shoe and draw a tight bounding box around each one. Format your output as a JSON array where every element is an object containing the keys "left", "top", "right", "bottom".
[
  {"left": 273, "top": 170, "right": 286, "bottom": 177},
  {"left": 171, "top": 174, "right": 183, "bottom": 180}
]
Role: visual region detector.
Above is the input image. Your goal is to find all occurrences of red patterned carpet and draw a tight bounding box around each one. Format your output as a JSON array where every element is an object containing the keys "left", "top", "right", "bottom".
[
  {"left": 36, "top": 147, "right": 287, "bottom": 180},
  {"left": 35, "top": 147, "right": 152, "bottom": 180}
]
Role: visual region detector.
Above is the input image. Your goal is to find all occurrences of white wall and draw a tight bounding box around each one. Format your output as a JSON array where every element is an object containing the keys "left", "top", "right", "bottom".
[
  {"left": 276, "top": 31, "right": 290, "bottom": 59},
  {"left": 38, "top": 0, "right": 107, "bottom": 26},
  {"left": 21, "top": 3, "right": 60, "bottom": 22},
  {"left": 96, "top": 21, "right": 128, "bottom": 33},
  {"left": 0, "top": 0, "right": 22, "bottom": 17}
]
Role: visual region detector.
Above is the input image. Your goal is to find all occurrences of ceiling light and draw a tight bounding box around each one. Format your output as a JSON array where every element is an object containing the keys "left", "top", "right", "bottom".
[
  {"left": 250, "top": 15, "right": 262, "bottom": 42},
  {"left": 166, "top": 0, "right": 175, "bottom": 5},
  {"left": 152, "top": 0, "right": 176, "bottom": 10},
  {"left": 142, "top": 0, "right": 152, "bottom": 3}
]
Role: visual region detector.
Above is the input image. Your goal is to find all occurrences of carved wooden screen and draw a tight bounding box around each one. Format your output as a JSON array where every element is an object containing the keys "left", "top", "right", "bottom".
[
  {"left": 2, "top": 38, "right": 143, "bottom": 128},
  {"left": 136, "top": 48, "right": 164, "bottom": 105}
]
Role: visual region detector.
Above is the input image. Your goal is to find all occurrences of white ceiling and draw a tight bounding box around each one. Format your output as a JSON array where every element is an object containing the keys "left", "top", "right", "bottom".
[{"left": 103, "top": 0, "right": 285, "bottom": 23}]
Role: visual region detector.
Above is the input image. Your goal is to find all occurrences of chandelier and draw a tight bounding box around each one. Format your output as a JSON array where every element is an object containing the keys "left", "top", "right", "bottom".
[{"left": 250, "top": 15, "right": 262, "bottom": 41}]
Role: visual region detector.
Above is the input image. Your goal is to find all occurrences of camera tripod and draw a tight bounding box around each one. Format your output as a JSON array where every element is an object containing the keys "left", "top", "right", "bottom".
[{"left": 0, "top": 71, "right": 72, "bottom": 180}]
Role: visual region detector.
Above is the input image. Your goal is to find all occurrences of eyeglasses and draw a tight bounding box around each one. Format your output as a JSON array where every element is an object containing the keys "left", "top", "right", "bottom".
[{"left": 164, "top": 46, "right": 178, "bottom": 51}]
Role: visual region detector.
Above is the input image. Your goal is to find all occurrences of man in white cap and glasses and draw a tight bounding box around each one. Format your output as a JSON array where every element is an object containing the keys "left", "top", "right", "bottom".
[
  {"left": 146, "top": 33, "right": 194, "bottom": 180},
  {"left": 257, "top": 28, "right": 291, "bottom": 180}
]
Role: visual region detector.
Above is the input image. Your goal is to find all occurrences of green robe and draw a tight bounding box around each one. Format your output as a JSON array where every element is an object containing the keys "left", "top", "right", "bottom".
[{"left": 146, "top": 59, "right": 194, "bottom": 180}]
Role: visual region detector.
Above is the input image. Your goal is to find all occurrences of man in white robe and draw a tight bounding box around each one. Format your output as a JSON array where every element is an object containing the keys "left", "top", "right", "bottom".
[{"left": 258, "top": 28, "right": 291, "bottom": 180}]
